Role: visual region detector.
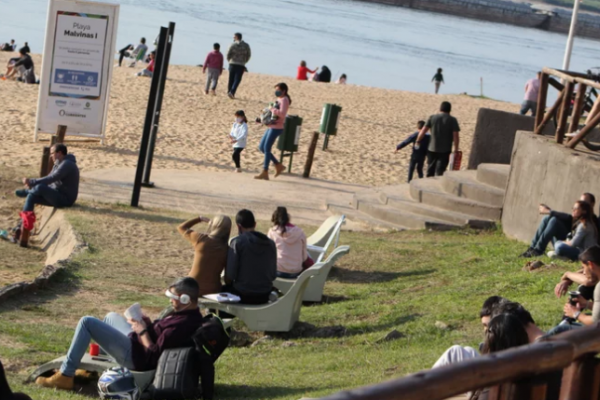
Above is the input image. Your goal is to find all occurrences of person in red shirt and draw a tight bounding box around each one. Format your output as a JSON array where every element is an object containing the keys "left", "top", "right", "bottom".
[
  {"left": 203, "top": 43, "right": 224, "bottom": 95},
  {"left": 296, "top": 60, "right": 317, "bottom": 81},
  {"left": 136, "top": 51, "right": 155, "bottom": 77}
]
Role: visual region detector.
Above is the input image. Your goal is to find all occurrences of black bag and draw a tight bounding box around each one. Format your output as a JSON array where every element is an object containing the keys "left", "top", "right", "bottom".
[
  {"left": 192, "top": 314, "right": 230, "bottom": 362},
  {"left": 150, "top": 347, "right": 200, "bottom": 400}
]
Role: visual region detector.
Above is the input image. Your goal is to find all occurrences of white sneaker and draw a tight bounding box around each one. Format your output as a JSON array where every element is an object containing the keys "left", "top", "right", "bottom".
[
  {"left": 235, "top": 168, "right": 242, "bottom": 173},
  {"left": 566, "top": 130, "right": 580, "bottom": 138},
  {"left": 547, "top": 251, "right": 557, "bottom": 258}
]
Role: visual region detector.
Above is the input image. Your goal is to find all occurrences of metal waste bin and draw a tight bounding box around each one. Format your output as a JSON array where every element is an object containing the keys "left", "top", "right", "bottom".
[
  {"left": 277, "top": 115, "right": 303, "bottom": 173},
  {"left": 277, "top": 115, "right": 303, "bottom": 152},
  {"left": 320, "top": 104, "right": 342, "bottom": 150}
]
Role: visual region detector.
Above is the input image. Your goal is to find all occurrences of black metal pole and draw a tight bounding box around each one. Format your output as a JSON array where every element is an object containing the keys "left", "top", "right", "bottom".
[
  {"left": 142, "top": 22, "right": 176, "bottom": 187},
  {"left": 131, "top": 27, "right": 168, "bottom": 207}
]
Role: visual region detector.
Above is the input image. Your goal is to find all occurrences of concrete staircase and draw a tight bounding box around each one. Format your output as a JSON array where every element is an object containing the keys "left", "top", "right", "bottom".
[{"left": 327, "top": 164, "right": 510, "bottom": 231}]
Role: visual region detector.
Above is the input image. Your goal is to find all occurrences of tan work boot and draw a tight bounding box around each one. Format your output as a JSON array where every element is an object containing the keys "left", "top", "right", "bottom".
[
  {"left": 75, "top": 369, "right": 94, "bottom": 379},
  {"left": 274, "top": 162, "right": 286, "bottom": 177},
  {"left": 35, "top": 372, "right": 74, "bottom": 390},
  {"left": 254, "top": 169, "right": 269, "bottom": 180}
]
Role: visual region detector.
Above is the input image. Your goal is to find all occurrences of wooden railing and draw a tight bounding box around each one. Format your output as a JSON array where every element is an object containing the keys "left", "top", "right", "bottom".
[
  {"left": 316, "top": 323, "right": 600, "bottom": 400},
  {"left": 535, "top": 67, "right": 600, "bottom": 150}
]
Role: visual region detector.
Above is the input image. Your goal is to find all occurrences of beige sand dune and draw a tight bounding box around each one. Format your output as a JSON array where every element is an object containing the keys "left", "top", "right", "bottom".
[{"left": 0, "top": 53, "right": 519, "bottom": 187}]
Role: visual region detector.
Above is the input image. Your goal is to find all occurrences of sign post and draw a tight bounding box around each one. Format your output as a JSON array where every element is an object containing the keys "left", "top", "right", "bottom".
[{"left": 35, "top": 0, "right": 119, "bottom": 143}]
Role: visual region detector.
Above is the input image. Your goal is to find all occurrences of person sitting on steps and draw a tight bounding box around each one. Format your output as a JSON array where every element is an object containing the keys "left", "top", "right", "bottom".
[
  {"left": 549, "top": 200, "right": 598, "bottom": 261},
  {"left": 521, "top": 192, "right": 597, "bottom": 258},
  {"left": 35, "top": 278, "right": 205, "bottom": 391},
  {"left": 15, "top": 143, "right": 79, "bottom": 213},
  {"left": 223, "top": 209, "right": 277, "bottom": 304}
]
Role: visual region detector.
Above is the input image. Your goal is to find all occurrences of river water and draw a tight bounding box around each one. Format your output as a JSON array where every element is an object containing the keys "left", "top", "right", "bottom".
[{"left": 3, "top": 0, "right": 600, "bottom": 102}]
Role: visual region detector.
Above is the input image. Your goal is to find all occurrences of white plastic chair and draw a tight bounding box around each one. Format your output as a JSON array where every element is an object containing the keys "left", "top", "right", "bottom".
[
  {"left": 306, "top": 215, "right": 345, "bottom": 263},
  {"left": 273, "top": 245, "right": 350, "bottom": 302},
  {"left": 200, "top": 268, "right": 321, "bottom": 332}
]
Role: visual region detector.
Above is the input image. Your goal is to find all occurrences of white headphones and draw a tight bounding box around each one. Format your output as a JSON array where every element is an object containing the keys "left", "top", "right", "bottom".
[{"left": 165, "top": 289, "right": 190, "bottom": 305}]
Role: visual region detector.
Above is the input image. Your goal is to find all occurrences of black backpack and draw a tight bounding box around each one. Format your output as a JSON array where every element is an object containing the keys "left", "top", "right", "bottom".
[
  {"left": 192, "top": 314, "right": 230, "bottom": 362},
  {"left": 150, "top": 347, "right": 200, "bottom": 400}
]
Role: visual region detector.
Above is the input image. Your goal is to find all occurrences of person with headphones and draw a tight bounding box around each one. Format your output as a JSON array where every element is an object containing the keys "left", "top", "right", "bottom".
[{"left": 36, "top": 278, "right": 205, "bottom": 391}]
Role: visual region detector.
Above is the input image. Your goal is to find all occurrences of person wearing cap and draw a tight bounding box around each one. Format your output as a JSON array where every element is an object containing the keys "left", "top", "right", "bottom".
[{"left": 35, "top": 278, "right": 205, "bottom": 391}]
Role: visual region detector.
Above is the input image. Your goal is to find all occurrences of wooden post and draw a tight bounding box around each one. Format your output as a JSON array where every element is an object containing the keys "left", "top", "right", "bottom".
[
  {"left": 303, "top": 132, "right": 320, "bottom": 178},
  {"left": 535, "top": 73, "right": 550, "bottom": 131},
  {"left": 555, "top": 81, "right": 574, "bottom": 144},
  {"left": 40, "top": 146, "right": 50, "bottom": 177},
  {"left": 568, "top": 83, "right": 587, "bottom": 135},
  {"left": 559, "top": 357, "right": 600, "bottom": 400},
  {"left": 567, "top": 106, "right": 600, "bottom": 148},
  {"left": 56, "top": 125, "right": 67, "bottom": 143},
  {"left": 534, "top": 90, "right": 564, "bottom": 136}
]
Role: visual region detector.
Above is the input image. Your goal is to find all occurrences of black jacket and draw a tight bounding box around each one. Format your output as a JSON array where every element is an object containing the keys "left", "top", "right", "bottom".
[{"left": 226, "top": 231, "right": 277, "bottom": 295}]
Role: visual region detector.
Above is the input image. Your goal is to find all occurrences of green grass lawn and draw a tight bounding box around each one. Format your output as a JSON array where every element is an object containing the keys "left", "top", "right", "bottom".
[{"left": 0, "top": 202, "right": 577, "bottom": 400}]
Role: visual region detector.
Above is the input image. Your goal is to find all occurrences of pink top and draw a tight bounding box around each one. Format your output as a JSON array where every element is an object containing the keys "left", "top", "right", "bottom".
[
  {"left": 268, "top": 224, "right": 307, "bottom": 274},
  {"left": 203, "top": 50, "right": 224, "bottom": 72},
  {"left": 270, "top": 96, "right": 290, "bottom": 130},
  {"left": 147, "top": 59, "right": 155, "bottom": 73},
  {"left": 524, "top": 78, "right": 540, "bottom": 102}
]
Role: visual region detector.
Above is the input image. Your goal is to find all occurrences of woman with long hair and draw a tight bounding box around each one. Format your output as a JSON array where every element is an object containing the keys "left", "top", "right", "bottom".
[
  {"left": 255, "top": 83, "right": 291, "bottom": 180},
  {"left": 551, "top": 200, "right": 598, "bottom": 261},
  {"left": 177, "top": 214, "right": 232, "bottom": 295},
  {"left": 267, "top": 207, "right": 309, "bottom": 279}
]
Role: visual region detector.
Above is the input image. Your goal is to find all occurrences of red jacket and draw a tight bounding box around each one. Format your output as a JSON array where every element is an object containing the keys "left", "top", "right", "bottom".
[
  {"left": 203, "top": 50, "right": 224, "bottom": 72},
  {"left": 296, "top": 66, "right": 316, "bottom": 80},
  {"left": 129, "top": 308, "right": 204, "bottom": 371}
]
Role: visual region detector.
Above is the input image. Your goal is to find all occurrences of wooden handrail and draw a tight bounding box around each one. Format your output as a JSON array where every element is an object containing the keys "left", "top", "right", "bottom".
[
  {"left": 543, "top": 67, "right": 600, "bottom": 91},
  {"left": 316, "top": 324, "right": 600, "bottom": 400}
]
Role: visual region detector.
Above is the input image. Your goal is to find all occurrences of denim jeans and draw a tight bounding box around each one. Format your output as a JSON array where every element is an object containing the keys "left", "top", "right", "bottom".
[
  {"left": 276, "top": 271, "right": 301, "bottom": 279},
  {"left": 554, "top": 241, "right": 581, "bottom": 261},
  {"left": 227, "top": 64, "right": 245, "bottom": 95},
  {"left": 520, "top": 100, "right": 537, "bottom": 117},
  {"left": 205, "top": 67, "right": 220, "bottom": 92},
  {"left": 408, "top": 156, "right": 425, "bottom": 182},
  {"left": 60, "top": 312, "right": 135, "bottom": 376},
  {"left": 545, "top": 321, "right": 582, "bottom": 337},
  {"left": 258, "top": 128, "right": 283, "bottom": 170},
  {"left": 23, "top": 184, "right": 71, "bottom": 212},
  {"left": 530, "top": 215, "right": 570, "bottom": 253}
]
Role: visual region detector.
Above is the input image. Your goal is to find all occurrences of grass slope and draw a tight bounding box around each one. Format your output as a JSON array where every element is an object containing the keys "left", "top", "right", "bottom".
[{"left": 0, "top": 201, "right": 576, "bottom": 400}]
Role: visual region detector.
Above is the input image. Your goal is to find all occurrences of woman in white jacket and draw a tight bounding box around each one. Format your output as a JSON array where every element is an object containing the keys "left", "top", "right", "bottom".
[
  {"left": 229, "top": 110, "right": 248, "bottom": 172},
  {"left": 267, "top": 207, "right": 309, "bottom": 279}
]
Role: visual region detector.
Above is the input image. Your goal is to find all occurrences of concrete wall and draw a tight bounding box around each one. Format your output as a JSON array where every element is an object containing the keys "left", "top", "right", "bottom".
[
  {"left": 502, "top": 131, "right": 600, "bottom": 243},
  {"left": 468, "top": 108, "right": 554, "bottom": 170},
  {"left": 356, "top": 0, "right": 600, "bottom": 39}
]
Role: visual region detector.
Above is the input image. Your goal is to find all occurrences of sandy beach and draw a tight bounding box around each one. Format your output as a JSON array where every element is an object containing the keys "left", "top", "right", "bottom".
[{"left": 0, "top": 53, "right": 519, "bottom": 187}]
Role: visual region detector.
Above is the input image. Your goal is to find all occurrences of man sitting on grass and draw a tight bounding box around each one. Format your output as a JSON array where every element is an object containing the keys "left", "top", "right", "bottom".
[
  {"left": 15, "top": 143, "right": 79, "bottom": 212},
  {"left": 521, "top": 192, "right": 597, "bottom": 258},
  {"left": 35, "top": 277, "right": 205, "bottom": 391},
  {"left": 554, "top": 246, "right": 600, "bottom": 334},
  {"left": 223, "top": 209, "right": 277, "bottom": 304}
]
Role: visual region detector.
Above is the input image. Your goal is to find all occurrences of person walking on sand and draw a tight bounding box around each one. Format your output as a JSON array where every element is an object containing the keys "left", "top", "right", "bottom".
[
  {"left": 255, "top": 83, "right": 291, "bottom": 181},
  {"left": 432, "top": 68, "right": 444, "bottom": 94},
  {"left": 203, "top": 43, "right": 224, "bottom": 95},
  {"left": 520, "top": 71, "right": 541, "bottom": 117},
  {"left": 230, "top": 110, "right": 248, "bottom": 172},
  {"left": 296, "top": 61, "right": 317, "bottom": 81},
  {"left": 395, "top": 120, "right": 429, "bottom": 182},
  {"left": 226, "top": 33, "right": 251, "bottom": 99},
  {"left": 415, "top": 101, "right": 460, "bottom": 177}
]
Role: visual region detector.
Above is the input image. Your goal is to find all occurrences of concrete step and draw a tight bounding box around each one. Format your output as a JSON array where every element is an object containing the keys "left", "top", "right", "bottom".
[
  {"left": 378, "top": 185, "right": 496, "bottom": 229},
  {"left": 476, "top": 164, "right": 510, "bottom": 190},
  {"left": 327, "top": 203, "right": 407, "bottom": 232},
  {"left": 355, "top": 200, "right": 459, "bottom": 230},
  {"left": 441, "top": 170, "right": 505, "bottom": 207},
  {"left": 410, "top": 178, "right": 502, "bottom": 220}
]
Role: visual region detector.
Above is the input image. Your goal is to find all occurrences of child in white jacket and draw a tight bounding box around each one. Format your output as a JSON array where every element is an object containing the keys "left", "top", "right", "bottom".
[{"left": 229, "top": 110, "right": 248, "bottom": 172}]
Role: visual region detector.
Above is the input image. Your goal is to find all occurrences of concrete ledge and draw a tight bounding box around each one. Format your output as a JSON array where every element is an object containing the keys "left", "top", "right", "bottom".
[
  {"left": 0, "top": 207, "right": 86, "bottom": 303},
  {"left": 502, "top": 131, "right": 600, "bottom": 243}
]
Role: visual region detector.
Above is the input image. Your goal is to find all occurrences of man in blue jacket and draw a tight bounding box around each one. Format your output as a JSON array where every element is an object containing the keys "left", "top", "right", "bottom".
[
  {"left": 16, "top": 143, "right": 80, "bottom": 211},
  {"left": 395, "top": 120, "right": 430, "bottom": 182}
]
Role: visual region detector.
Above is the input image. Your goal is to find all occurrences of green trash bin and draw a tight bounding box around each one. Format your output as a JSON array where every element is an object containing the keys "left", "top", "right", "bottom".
[
  {"left": 320, "top": 104, "right": 342, "bottom": 150},
  {"left": 277, "top": 115, "right": 303, "bottom": 173}
]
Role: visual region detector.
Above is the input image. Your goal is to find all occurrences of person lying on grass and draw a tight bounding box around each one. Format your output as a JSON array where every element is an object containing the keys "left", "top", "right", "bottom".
[{"left": 35, "top": 277, "right": 204, "bottom": 391}]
